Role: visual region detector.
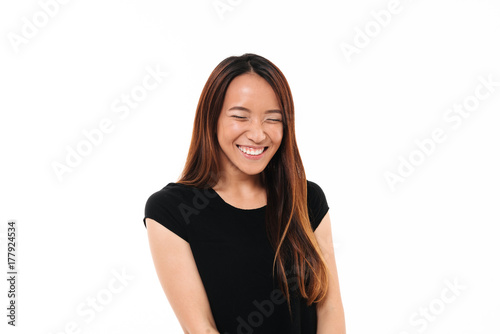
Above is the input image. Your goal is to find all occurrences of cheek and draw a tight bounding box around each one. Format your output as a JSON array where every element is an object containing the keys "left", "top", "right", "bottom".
[
  {"left": 218, "top": 120, "right": 242, "bottom": 144},
  {"left": 226, "top": 122, "right": 245, "bottom": 137},
  {"left": 270, "top": 126, "right": 283, "bottom": 143}
]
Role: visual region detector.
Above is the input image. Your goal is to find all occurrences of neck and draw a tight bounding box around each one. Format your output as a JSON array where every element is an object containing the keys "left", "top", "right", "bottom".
[{"left": 213, "top": 161, "right": 265, "bottom": 194}]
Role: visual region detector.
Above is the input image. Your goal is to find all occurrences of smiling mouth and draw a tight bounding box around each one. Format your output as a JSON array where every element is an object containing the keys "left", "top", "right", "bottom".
[{"left": 236, "top": 145, "right": 268, "bottom": 156}]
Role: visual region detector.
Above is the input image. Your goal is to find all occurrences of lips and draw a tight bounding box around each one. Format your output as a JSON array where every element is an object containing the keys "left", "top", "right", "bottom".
[{"left": 237, "top": 145, "right": 268, "bottom": 156}]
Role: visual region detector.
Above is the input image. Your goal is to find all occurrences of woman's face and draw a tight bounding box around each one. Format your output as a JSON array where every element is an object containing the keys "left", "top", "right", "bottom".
[{"left": 217, "top": 72, "right": 283, "bottom": 178}]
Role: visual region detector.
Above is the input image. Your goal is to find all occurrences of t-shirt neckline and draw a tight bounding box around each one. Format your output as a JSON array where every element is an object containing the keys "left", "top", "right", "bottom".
[
  {"left": 169, "top": 182, "right": 267, "bottom": 211},
  {"left": 209, "top": 187, "right": 267, "bottom": 212}
]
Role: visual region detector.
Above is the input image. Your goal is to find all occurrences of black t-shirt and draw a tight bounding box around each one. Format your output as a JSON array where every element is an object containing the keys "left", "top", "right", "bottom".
[{"left": 142, "top": 180, "right": 329, "bottom": 334}]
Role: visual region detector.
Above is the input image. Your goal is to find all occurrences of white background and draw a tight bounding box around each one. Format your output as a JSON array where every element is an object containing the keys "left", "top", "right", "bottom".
[{"left": 1, "top": 0, "right": 499, "bottom": 333}]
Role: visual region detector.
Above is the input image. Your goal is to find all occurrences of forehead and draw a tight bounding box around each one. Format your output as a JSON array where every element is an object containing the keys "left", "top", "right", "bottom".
[{"left": 223, "top": 73, "right": 279, "bottom": 107}]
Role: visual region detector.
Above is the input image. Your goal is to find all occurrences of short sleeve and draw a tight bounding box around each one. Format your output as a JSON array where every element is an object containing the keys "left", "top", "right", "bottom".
[
  {"left": 143, "top": 189, "right": 189, "bottom": 242},
  {"left": 307, "top": 180, "right": 330, "bottom": 231}
]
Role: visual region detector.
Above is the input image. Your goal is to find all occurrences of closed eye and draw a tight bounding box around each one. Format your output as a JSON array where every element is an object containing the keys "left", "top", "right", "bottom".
[{"left": 231, "top": 115, "right": 282, "bottom": 122}]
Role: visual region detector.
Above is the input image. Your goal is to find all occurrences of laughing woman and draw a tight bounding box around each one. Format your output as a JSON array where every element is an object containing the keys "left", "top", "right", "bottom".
[{"left": 142, "top": 53, "right": 345, "bottom": 334}]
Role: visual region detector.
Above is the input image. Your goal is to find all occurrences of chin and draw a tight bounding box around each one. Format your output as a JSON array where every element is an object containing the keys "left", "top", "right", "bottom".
[
  {"left": 240, "top": 167, "right": 266, "bottom": 176},
  {"left": 233, "top": 163, "right": 267, "bottom": 176}
]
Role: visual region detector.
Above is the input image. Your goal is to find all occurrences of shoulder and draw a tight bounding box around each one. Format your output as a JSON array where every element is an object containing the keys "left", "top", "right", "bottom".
[
  {"left": 306, "top": 180, "right": 328, "bottom": 203},
  {"left": 306, "top": 179, "right": 322, "bottom": 192},
  {"left": 143, "top": 182, "right": 197, "bottom": 241},
  {"left": 144, "top": 182, "right": 216, "bottom": 219},
  {"left": 145, "top": 182, "right": 195, "bottom": 206},
  {"left": 144, "top": 182, "right": 200, "bottom": 222},
  {"left": 306, "top": 179, "right": 330, "bottom": 231}
]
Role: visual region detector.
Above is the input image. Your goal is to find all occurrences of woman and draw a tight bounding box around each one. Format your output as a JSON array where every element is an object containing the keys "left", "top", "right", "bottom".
[{"left": 143, "top": 53, "right": 345, "bottom": 333}]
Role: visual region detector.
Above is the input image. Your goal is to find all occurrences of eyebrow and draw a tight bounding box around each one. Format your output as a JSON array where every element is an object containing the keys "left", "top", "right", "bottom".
[{"left": 228, "top": 106, "right": 282, "bottom": 114}]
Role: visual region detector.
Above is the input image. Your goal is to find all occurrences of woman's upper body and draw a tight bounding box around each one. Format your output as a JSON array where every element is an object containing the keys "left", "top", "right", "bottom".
[{"left": 144, "top": 179, "right": 330, "bottom": 333}]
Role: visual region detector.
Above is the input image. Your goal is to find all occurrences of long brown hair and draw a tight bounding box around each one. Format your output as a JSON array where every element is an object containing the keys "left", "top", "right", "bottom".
[{"left": 177, "top": 53, "right": 329, "bottom": 314}]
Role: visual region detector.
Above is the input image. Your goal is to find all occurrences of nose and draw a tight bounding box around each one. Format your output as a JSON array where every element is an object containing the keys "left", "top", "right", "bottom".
[{"left": 246, "top": 119, "right": 266, "bottom": 143}]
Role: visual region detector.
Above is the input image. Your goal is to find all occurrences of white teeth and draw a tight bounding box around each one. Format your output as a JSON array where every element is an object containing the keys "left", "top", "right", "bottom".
[{"left": 238, "top": 145, "right": 265, "bottom": 155}]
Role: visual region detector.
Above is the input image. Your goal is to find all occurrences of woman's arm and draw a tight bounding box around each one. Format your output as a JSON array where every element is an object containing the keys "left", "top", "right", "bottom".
[
  {"left": 314, "top": 212, "right": 346, "bottom": 334},
  {"left": 146, "top": 218, "right": 220, "bottom": 334}
]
